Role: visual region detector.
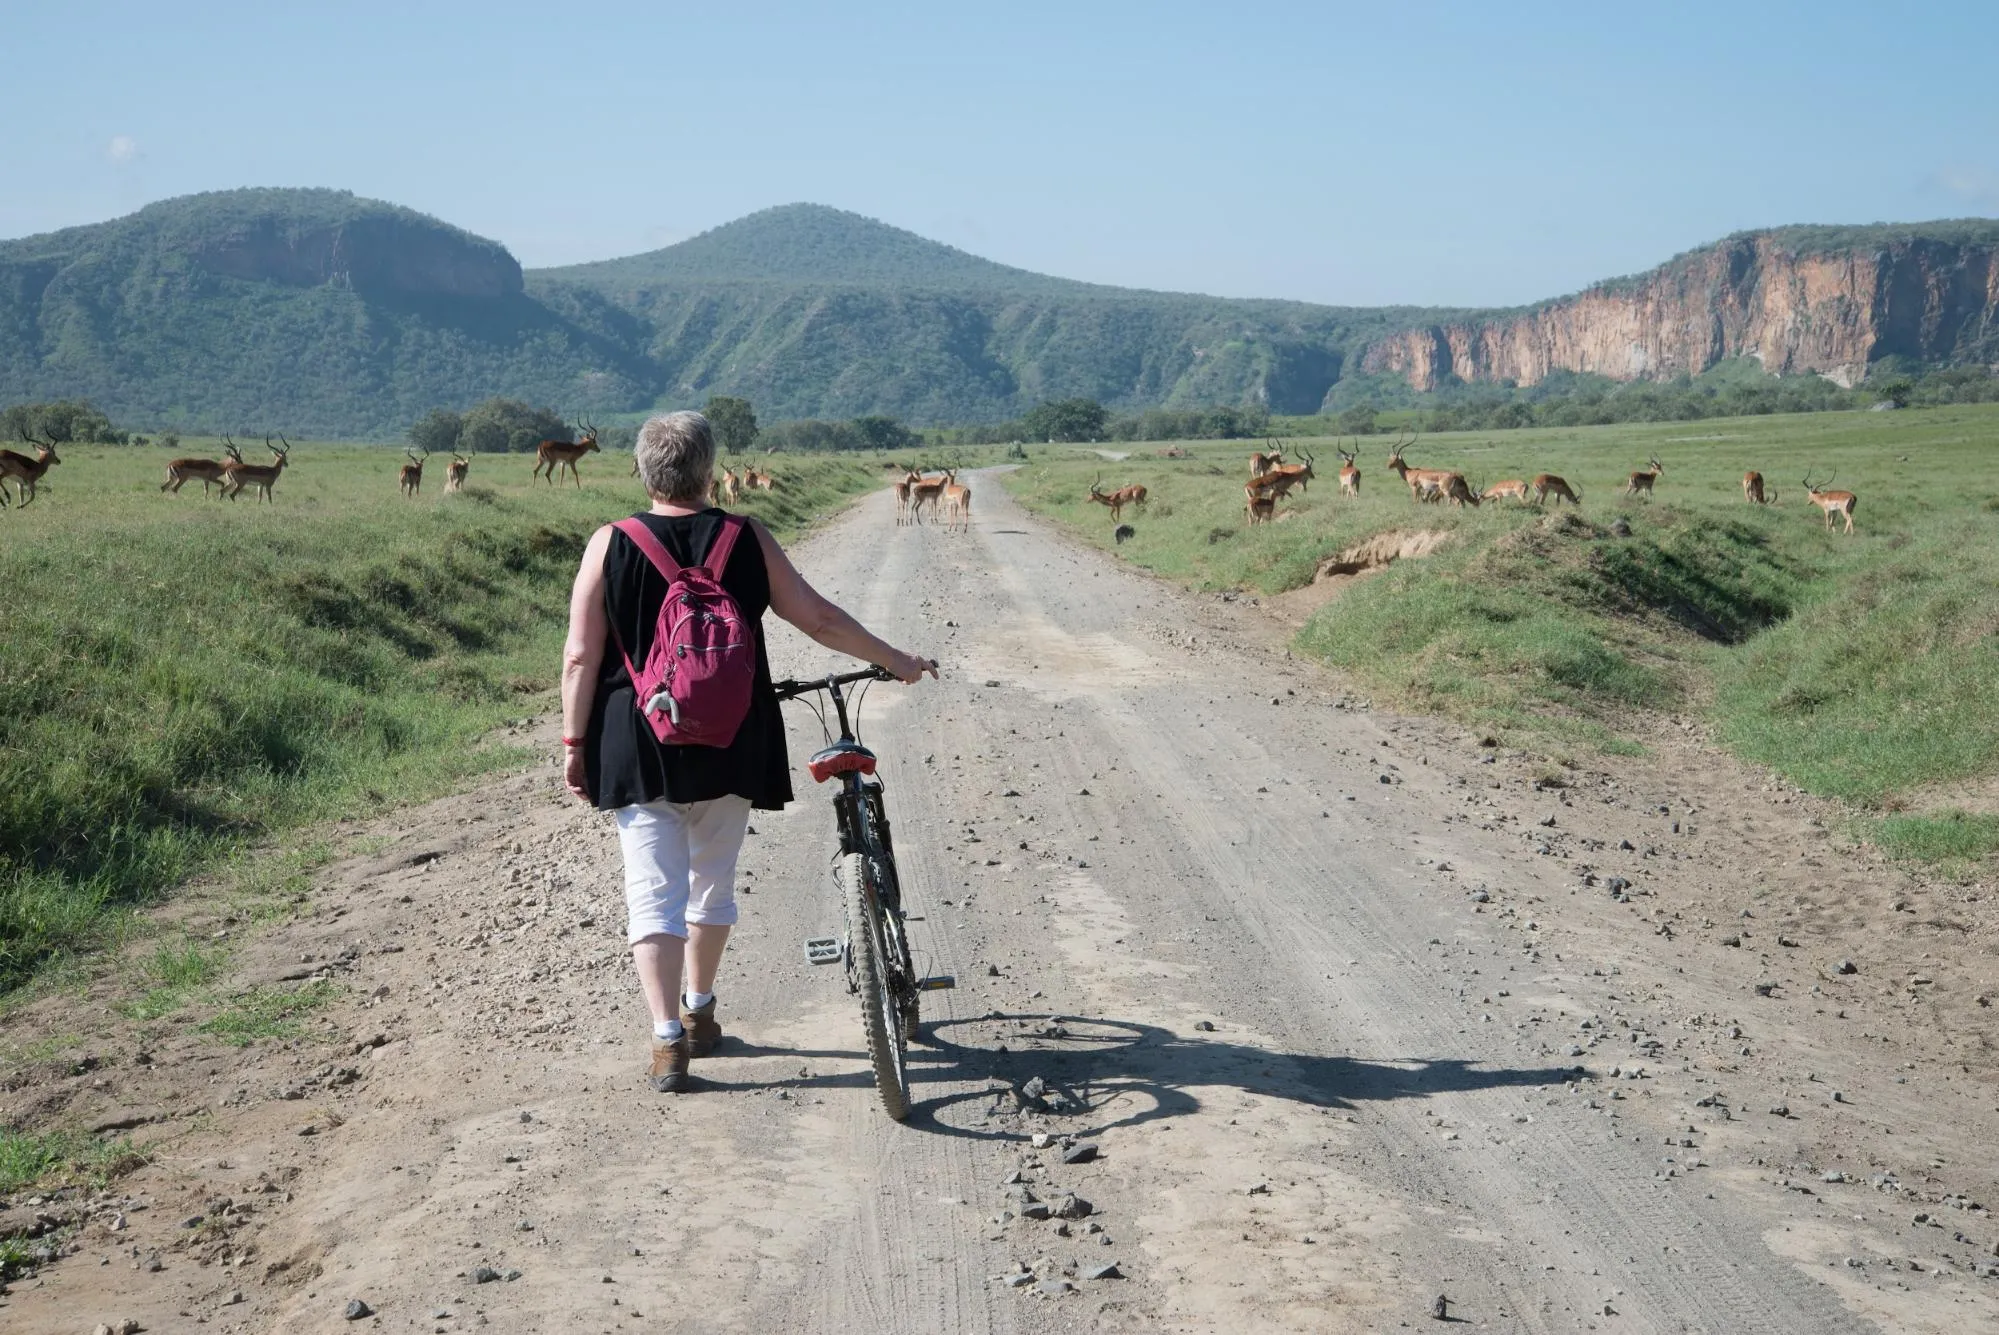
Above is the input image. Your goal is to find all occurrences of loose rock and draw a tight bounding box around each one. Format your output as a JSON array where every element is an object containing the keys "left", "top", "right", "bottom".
[{"left": 344, "top": 1298, "right": 373, "bottom": 1320}]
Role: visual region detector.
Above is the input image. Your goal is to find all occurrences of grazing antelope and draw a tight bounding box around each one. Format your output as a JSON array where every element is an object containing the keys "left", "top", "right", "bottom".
[
  {"left": 1338, "top": 446, "right": 1360, "bottom": 498},
  {"left": 0, "top": 433, "right": 61, "bottom": 508},
  {"left": 1245, "top": 481, "right": 1277, "bottom": 525},
  {"left": 1249, "top": 445, "right": 1284, "bottom": 477},
  {"left": 221, "top": 436, "right": 291, "bottom": 503},
  {"left": 941, "top": 474, "right": 973, "bottom": 533},
  {"left": 161, "top": 440, "right": 243, "bottom": 496},
  {"left": 1802, "top": 471, "right": 1857, "bottom": 533},
  {"left": 533, "top": 417, "right": 599, "bottom": 487},
  {"left": 752, "top": 469, "right": 777, "bottom": 491},
  {"left": 1481, "top": 478, "right": 1531, "bottom": 504},
  {"left": 1625, "top": 456, "right": 1664, "bottom": 498},
  {"left": 1532, "top": 473, "right": 1580, "bottom": 506},
  {"left": 1086, "top": 477, "right": 1146, "bottom": 523},
  {"left": 1385, "top": 433, "right": 1455, "bottom": 504},
  {"left": 907, "top": 470, "right": 949, "bottom": 523},
  {"left": 1742, "top": 471, "right": 1767, "bottom": 505},
  {"left": 445, "top": 453, "right": 470, "bottom": 492},
  {"left": 400, "top": 448, "right": 428, "bottom": 497}
]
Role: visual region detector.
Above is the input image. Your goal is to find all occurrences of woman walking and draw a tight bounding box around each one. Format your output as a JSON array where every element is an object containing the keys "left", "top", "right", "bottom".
[{"left": 561, "top": 412, "right": 935, "bottom": 1092}]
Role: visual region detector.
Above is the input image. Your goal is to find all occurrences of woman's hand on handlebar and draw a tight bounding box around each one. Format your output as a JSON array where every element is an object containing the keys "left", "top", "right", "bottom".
[{"left": 882, "top": 649, "right": 939, "bottom": 684}]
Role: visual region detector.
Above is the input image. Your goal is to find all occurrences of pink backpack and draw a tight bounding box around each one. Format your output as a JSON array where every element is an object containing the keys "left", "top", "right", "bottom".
[{"left": 609, "top": 515, "right": 756, "bottom": 748}]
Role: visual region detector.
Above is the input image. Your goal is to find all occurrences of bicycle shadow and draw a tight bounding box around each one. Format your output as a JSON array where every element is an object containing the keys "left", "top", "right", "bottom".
[{"left": 698, "top": 1013, "right": 1584, "bottom": 1142}]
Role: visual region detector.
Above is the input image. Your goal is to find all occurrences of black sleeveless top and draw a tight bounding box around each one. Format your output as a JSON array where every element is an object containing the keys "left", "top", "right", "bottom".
[{"left": 584, "top": 509, "right": 793, "bottom": 812}]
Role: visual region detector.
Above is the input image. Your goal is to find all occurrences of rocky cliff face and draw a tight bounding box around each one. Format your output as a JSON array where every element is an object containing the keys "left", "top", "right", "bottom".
[
  {"left": 1361, "top": 232, "right": 1999, "bottom": 390},
  {"left": 193, "top": 214, "right": 523, "bottom": 299}
]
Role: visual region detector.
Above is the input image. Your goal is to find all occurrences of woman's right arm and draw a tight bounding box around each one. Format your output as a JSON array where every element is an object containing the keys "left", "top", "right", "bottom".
[{"left": 752, "top": 519, "right": 936, "bottom": 683}]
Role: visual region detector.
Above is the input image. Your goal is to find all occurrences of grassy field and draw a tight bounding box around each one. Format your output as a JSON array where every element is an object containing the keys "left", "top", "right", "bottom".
[
  {"left": 0, "top": 442, "right": 914, "bottom": 990},
  {"left": 1005, "top": 404, "right": 1999, "bottom": 866}
]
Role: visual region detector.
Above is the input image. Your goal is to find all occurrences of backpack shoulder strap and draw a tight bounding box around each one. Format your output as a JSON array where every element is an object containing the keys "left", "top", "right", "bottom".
[
  {"left": 699, "top": 514, "right": 748, "bottom": 577},
  {"left": 612, "top": 516, "right": 683, "bottom": 578}
]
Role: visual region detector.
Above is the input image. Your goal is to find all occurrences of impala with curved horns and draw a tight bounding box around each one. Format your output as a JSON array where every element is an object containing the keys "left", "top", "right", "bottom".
[
  {"left": 1625, "top": 456, "right": 1664, "bottom": 498},
  {"left": 1249, "top": 442, "right": 1285, "bottom": 477},
  {"left": 1802, "top": 471, "right": 1857, "bottom": 533},
  {"left": 0, "top": 431, "right": 61, "bottom": 508},
  {"left": 1337, "top": 444, "right": 1360, "bottom": 498},
  {"left": 1087, "top": 476, "right": 1147, "bottom": 523},
  {"left": 400, "top": 447, "right": 428, "bottom": 497},
  {"left": 533, "top": 417, "right": 599, "bottom": 487},
  {"left": 1263, "top": 449, "right": 1315, "bottom": 494},
  {"left": 1385, "top": 432, "right": 1456, "bottom": 504},
  {"left": 161, "top": 439, "right": 243, "bottom": 496},
  {"left": 445, "top": 453, "right": 470, "bottom": 492},
  {"left": 221, "top": 436, "right": 291, "bottom": 503}
]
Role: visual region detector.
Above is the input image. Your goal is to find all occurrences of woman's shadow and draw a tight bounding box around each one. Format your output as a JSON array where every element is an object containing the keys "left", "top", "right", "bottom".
[{"left": 701, "top": 1012, "right": 1584, "bottom": 1141}]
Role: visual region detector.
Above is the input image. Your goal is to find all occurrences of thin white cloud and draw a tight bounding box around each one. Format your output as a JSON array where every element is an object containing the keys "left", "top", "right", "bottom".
[
  {"left": 106, "top": 135, "right": 140, "bottom": 166},
  {"left": 1933, "top": 165, "right": 1999, "bottom": 211}
]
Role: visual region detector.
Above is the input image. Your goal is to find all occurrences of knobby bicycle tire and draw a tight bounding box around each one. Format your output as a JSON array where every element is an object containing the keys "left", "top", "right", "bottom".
[{"left": 839, "top": 850, "right": 911, "bottom": 1121}]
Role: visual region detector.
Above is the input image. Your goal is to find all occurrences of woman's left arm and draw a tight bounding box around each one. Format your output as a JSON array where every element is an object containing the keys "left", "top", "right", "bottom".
[{"left": 560, "top": 525, "right": 617, "bottom": 802}]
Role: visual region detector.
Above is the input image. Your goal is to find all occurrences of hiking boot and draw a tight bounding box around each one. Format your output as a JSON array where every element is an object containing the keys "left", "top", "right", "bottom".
[
  {"left": 648, "top": 1035, "right": 691, "bottom": 1093},
  {"left": 682, "top": 996, "right": 722, "bottom": 1058}
]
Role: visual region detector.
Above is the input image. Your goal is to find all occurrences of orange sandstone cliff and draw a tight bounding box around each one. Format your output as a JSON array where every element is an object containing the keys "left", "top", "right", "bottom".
[{"left": 1360, "top": 228, "right": 1999, "bottom": 390}]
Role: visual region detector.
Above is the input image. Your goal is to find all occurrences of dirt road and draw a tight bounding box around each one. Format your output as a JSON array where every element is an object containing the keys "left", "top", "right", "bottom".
[{"left": 6, "top": 475, "right": 1997, "bottom": 1333}]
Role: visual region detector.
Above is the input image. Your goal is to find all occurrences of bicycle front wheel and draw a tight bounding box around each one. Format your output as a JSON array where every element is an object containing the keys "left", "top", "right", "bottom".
[{"left": 839, "top": 851, "right": 910, "bottom": 1121}]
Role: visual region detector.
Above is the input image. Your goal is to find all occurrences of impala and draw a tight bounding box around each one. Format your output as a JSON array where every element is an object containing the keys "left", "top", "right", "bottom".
[
  {"left": 1802, "top": 471, "right": 1857, "bottom": 533},
  {"left": 907, "top": 470, "right": 949, "bottom": 523},
  {"left": 1625, "top": 456, "right": 1664, "bottom": 498},
  {"left": 891, "top": 469, "right": 916, "bottom": 525},
  {"left": 1338, "top": 446, "right": 1360, "bottom": 498},
  {"left": 221, "top": 436, "right": 290, "bottom": 503},
  {"left": 445, "top": 453, "right": 470, "bottom": 492},
  {"left": 1742, "top": 471, "right": 1767, "bottom": 504},
  {"left": 533, "top": 417, "right": 599, "bottom": 487},
  {"left": 161, "top": 440, "right": 243, "bottom": 496},
  {"left": 1386, "top": 434, "right": 1456, "bottom": 504},
  {"left": 941, "top": 473, "right": 973, "bottom": 533},
  {"left": 1532, "top": 473, "right": 1581, "bottom": 506},
  {"left": 400, "top": 448, "right": 428, "bottom": 497},
  {"left": 1086, "top": 477, "right": 1146, "bottom": 523},
  {"left": 0, "top": 433, "right": 61, "bottom": 508},
  {"left": 1263, "top": 450, "right": 1315, "bottom": 493},
  {"left": 1481, "top": 478, "right": 1531, "bottom": 503},
  {"left": 719, "top": 468, "right": 741, "bottom": 502},
  {"left": 1249, "top": 445, "right": 1284, "bottom": 477},
  {"left": 1244, "top": 480, "right": 1277, "bottom": 525},
  {"left": 753, "top": 469, "right": 777, "bottom": 491}
]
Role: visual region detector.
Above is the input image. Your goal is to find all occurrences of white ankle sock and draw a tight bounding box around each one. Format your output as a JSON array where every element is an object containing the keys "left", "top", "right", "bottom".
[
  {"left": 684, "top": 991, "right": 714, "bottom": 1011},
  {"left": 654, "top": 1019, "right": 684, "bottom": 1042}
]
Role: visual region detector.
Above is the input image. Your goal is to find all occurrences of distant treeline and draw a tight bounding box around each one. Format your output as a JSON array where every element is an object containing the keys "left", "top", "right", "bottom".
[{"left": 932, "top": 398, "right": 1273, "bottom": 445}]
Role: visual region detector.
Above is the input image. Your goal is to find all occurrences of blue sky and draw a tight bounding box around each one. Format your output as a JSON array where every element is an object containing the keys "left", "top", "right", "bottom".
[{"left": 5, "top": 0, "right": 1995, "bottom": 308}]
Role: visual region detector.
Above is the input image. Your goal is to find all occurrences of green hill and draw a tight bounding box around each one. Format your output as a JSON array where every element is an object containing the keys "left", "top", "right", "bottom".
[{"left": 3, "top": 193, "right": 1995, "bottom": 437}]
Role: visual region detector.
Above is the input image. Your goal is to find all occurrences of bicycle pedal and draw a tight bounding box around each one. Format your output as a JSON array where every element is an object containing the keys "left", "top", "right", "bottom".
[
  {"left": 915, "top": 974, "right": 957, "bottom": 991},
  {"left": 803, "top": 936, "right": 843, "bottom": 965}
]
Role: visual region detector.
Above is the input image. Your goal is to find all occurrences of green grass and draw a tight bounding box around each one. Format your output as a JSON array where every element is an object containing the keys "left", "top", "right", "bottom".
[
  {"left": 119, "top": 939, "right": 229, "bottom": 1021},
  {"left": 1870, "top": 811, "right": 1999, "bottom": 874},
  {"left": 1006, "top": 405, "right": 1999, "bottom": 860},
  {"left": 0, "top": 1127, "right": 145, "bottom": 1195},
  {"left": 197, "top": 979, "right": 340, "bottom": 1046},
  {"left": 0, "top": 444, "right": 891, "bottom": 990}
]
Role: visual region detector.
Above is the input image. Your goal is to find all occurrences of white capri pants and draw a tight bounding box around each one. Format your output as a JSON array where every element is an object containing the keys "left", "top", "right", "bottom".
[{"left": 614, "top": 795, "right": 753, "bottom": 943}]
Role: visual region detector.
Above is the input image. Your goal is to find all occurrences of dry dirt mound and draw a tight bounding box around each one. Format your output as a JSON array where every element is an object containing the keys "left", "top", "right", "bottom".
[{"left": 1266, "top": 528, "right": 1449, "bottom": 625}]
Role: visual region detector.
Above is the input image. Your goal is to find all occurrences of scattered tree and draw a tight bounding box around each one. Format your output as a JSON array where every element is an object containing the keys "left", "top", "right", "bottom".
[
  {"left": 1, "top": 399, "right": 124, "bottom": 444},
  {"left": 408, "top": 408, "right": 466, "bottom": 455},
  {"left": 456, "top": 398, "right": 569, "bottom": 453},
  {"left": 704, "top": 396, "right": 759, "bottom": 454},
  {"left": 1021, "top": 397, "right": 1109, "bottom": 443},
  {"left": 1334, "top": 404, "right": 1379, "bottom": 436}
]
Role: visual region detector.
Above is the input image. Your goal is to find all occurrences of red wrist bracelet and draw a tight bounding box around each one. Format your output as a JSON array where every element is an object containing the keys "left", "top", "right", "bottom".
[{"left": 562, "top": 736, "right": 585, "bottom": 748}]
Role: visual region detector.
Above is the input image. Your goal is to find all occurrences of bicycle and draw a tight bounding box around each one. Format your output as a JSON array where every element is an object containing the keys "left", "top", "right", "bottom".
[{"left": 775, "top": 664, "right": 952, "bottom": 1121}]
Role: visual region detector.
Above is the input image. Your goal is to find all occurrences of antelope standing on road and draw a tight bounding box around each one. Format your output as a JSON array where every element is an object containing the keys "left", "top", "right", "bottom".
[
  {"left": 161, "top": 440, "right": 243, "bottom": 496},
  {"left": 1742, "top": 471, "right": 1767, "bottom": 504},
  {"left": 221, "top": 436, "right": 290, "bottom": 503},
  {"left": 445, "top": 453, "right": 470, "bottom": 492},
  {"left": 1625, "top": 456, "right": 1664, "bottom": 498},
  {"left": 533, "top": 418, "right": 598, "bottom": 487},
  {"left": 400, "top": 448, "right": 428, "bottom": 497},
  {"left": 1338, "top": 446, "right": 1360, "bottom": 498},
  {"left": 941, "top": 473, "right": 973, "bottom": 533},
  {"left": 1802, "top": 471, "right": 1857, "bottom": 533},
  {"left": 1532, "top": 473, "right": 1580, "bottom": 506},
  {"left": 0, "top": 433, "right": 61, "bottom": 508},
  {"left": 907, "top": 470, "right": 949, "bottom": 523},
  {"left": 891, "top": 469, "right": 916, "bottom": 525}
]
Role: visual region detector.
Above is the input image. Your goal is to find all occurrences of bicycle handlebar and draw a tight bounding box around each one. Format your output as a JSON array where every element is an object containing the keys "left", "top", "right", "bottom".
[{"left": 772, "top": 665, "right": 896, "bottom": 701}]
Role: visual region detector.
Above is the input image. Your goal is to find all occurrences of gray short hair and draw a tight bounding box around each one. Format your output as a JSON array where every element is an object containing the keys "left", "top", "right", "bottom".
[{"left": 634, "top": 411, "right": 715, "bottom": 503}]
